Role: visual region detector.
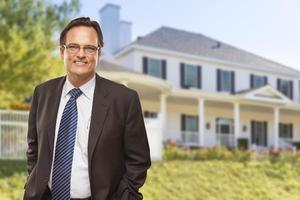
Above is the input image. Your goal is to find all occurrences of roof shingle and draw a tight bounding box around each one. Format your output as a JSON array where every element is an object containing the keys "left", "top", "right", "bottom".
[{"left": 131, "top": 26, "right": 299, "bottom": 76}]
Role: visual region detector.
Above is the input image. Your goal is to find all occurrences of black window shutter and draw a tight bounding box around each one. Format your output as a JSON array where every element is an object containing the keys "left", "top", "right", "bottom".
[
  {"left": 264, "top": 121, "right": 268, "bottom": 146},
  {"left": 289, "top": 81, "right": 293, "bottom": 100},
  {"left": 279, "top": 123, "right": 281, "bottom": 137},
  {"left": 143, "top": 57, "right": 148, "bottom": 74},
  {"left": 196, "top": 116, "right": 199, "bottom": 131},
  {"left": 180, "top": 63, "right": 185, "bottom": 88},
  {"left": 277, "top": 79, "right": 281, "bottom": 90},
  {"left": 251, "top": 121, "right": 255, "bottom": 144},
  {"left": 181, "top": 114, "right": 186, "bottom": 131},
  {"left": 231, "top": 71, "right": 235, "bottom": 94},
  {"left": 162, "top": 59, "right": 167, "bottom": 79},
  {"left": 264, "top": 76, "right": 268, "bottom": 85},
  {"left": 217, "top": 69, "right": 221, "bottom": 91},
  {"left": 197, "top": 65, "right": 202, "bottom": 89},
  {"left": 250, "top": 74, "right": 254, "bottom": 88},
  {"left": 290, "top": 124, "right": 293, "bottom": 138},
  {"left": 216, "top": 118, "right": 219, "bottom": 133}
]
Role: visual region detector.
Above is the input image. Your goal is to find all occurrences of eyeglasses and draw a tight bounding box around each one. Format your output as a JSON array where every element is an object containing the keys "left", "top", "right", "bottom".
[{"left": 61, "top": 43, "right": 100, "bottom": 55}]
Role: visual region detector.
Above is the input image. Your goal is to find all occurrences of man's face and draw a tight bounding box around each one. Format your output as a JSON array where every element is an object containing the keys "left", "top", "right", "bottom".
[{"left": 61, "top": 26, "right": 99, "bottom": 82}]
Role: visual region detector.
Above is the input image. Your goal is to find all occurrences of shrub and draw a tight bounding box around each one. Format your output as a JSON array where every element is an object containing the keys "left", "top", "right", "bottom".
[
  {"left": 163, "top": 145, "right": 190, "bottom": 160},
  {"left": 10, "top": 102, "right": 30, "bottom": 110},
  {"left": 232, "top": 149, "right": 252, "bottom": 162},
  {"left": 163, "top": 143, "right": 300, "bottom": 164},
  {"left": 163, "top": 144, "right": 251, "bottom": 162}
]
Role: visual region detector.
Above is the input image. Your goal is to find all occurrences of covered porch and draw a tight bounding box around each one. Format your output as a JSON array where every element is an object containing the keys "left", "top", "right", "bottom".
[
  {"left": 162, "top": 85, "right": 300, "bottom": 150},
  {"left": 98, "top": 61, "right": 300, "bottom": 159}
]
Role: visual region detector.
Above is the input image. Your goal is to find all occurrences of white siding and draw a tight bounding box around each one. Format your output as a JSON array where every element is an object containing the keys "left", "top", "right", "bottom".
[{"left": 115, "top": 48, "right": 300, "bottom": 103}]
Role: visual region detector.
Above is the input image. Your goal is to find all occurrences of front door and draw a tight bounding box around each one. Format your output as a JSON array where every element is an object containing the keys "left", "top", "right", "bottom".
[
  {"left": 181, "top": 114, "right": 198, "bottom": 146},
  {"left": 216, "top": 118, "right": 234, "bottom": 147},
  {"left": 251, "top": 120, "right": 268, "bottom": 147}
]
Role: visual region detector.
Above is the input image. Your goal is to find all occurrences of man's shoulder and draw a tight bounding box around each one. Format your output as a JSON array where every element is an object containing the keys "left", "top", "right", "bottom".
[
  {"left": 99, "top": 76, "right": 137, "bottom": 97},
  {"left": 35, "top": 76, "right": 65, "bottom": 91}
]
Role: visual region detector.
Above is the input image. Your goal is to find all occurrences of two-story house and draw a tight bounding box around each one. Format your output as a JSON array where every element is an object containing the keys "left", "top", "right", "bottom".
[{"left": 97, "top": 4, "right": 300, "bottom": 160}]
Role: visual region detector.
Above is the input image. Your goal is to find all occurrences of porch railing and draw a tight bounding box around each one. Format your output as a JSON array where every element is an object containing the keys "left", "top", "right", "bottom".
[
  {"left": 182, "top": 131, "right": 199, "bottom": 147},
  {"left": 216, "top": 134, "right": 235, "bottom": 148},
  {"left": 164, "top": 130, "right": 200, "bottom": 147},
  {"left": 0, "top": 109, "right": 29, "bottom": 159},
  {"left": 278, "top": 138, "right": 294, "bottom": 149}
]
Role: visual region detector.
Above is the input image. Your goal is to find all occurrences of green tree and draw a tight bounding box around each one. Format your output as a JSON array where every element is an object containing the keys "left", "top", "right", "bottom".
[{"left": 0, "top": 0, "right": 80, "bottom": 108}]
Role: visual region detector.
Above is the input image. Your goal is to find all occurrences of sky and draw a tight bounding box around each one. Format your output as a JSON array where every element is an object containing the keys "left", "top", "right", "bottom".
[{"left": 58, "top": 0, "right": 300, "bottom": 71}]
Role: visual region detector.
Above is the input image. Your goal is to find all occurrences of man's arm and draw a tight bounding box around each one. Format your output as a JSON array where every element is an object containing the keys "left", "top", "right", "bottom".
[
  {"left": 26, "top": 87, "right": 39, "bottom": 175},
  {"left": 117, "top": 91, "right": 151, "bottom": 200}
]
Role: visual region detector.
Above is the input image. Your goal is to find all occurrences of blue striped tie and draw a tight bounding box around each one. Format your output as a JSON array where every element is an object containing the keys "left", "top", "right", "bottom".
[{"left": 51, "top": 88, "right": 82, "bottom": 200}]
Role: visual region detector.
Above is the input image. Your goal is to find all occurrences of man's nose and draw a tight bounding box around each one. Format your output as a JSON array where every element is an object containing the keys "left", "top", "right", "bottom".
[{"left": 76, "top": 48, "right": 86, "bottom": 57}]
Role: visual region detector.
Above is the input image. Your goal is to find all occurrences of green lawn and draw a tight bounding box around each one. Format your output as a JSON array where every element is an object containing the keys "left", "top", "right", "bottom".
[
  {"left": 1, "top": 160, "right": 300, "bottom": 200},
  {"left": 0, "top": 160, "right": 27, "bottom": 200}
]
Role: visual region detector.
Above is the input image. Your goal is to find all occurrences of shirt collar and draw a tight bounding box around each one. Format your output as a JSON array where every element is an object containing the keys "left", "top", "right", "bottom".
[{"left": 63, "top": 75, "right": 95, "bottom": 100}]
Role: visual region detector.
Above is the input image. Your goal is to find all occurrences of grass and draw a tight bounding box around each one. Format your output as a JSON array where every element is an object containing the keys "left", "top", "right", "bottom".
[
  {"left": 142, "top": 160, "right": 300, "bottom": 200},
  {"left": 1, "top": 160, "right": 300, "bottom": 200},
  {"left": 0, "top": 160, "right": 27, "bottom": 200}
]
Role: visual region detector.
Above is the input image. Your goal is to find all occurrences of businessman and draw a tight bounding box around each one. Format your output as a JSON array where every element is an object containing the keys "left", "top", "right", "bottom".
[{"left": 24, "top": 17, "right": 151, "bottom": 200}]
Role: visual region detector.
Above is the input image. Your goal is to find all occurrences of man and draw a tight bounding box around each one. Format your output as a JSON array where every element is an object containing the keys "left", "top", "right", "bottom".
[{"left": 24, "top": 17, "right": 151, "bottom": 200}]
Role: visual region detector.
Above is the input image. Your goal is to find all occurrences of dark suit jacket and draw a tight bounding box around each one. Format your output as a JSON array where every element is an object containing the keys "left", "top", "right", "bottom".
[{"left": 24, "top": 74, "right": 151, "bottom": 200}]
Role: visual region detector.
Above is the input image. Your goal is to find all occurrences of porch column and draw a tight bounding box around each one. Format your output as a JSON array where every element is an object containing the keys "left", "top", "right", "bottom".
[
  {"left": 234, "top": 103, "right": 240, "bottom": 148},
  {"left": 198, "top": 98, "right": 205, "bottom": 147},
  {"left": 160, "top": 94, "right": 167, "bottom": 132},
  {"left": 274, "top": 107, "right": 279, "bottom": 150}
]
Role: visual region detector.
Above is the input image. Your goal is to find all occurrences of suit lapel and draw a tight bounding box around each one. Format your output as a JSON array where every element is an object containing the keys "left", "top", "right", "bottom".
[
  {"left": 88, "top": 74, "right": 110, "bottom": 164},
  {"left": 47, "top": 77, "right": 66, "bottom": 155}
]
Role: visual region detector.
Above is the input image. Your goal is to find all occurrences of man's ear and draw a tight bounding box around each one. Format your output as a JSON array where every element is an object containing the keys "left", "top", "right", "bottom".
[{"left": 60, "top": 47, "right": 65, "bottom": 59}]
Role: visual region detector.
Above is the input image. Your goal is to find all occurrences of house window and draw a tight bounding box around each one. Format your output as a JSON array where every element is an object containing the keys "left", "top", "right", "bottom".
[
  {"left": 148, "top": 58, "right": 162, "bottom": 78},
  {"left": 277, "top": 79, "right": 293, "bottom": 99},
  {"left": 279, "top": 123, "right": 293, "bottom": 139},
  {"left": 216, "top": 118, "right": 233, "bottom": 134},
  {"left": 217, "top": 69, "right": 235, "bottom": 93},
  {"left": 143, "top": 57, "right": 166, "bottom": 79},
  {"left": 144, "top": 111, "right": 158, "bottom": 118},
  {"left": 180, "top": 63, "right": 201, "bottom": 88},
  {"left": 250, "top": 74, "right": 267, "bottom": 88},
  {"left": 181, "top": 114, "right": 198, "bottom": 131}
]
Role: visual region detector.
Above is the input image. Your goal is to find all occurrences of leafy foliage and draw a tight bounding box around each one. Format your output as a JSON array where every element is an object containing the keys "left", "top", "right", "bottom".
[
  {"left": 163, "top": 143, "right": 300, "bottom": 164},
  {"left": 0, "top": 0, "right": 80, "bottom": 108}
]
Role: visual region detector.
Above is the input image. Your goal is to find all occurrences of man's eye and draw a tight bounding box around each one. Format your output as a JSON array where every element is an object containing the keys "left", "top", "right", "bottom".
[
  {"left": 68, "top": 45, "right": 79, "bottom": 50},
  {"left": 84, "top": 46, "right": 97, "bottom": 52}
]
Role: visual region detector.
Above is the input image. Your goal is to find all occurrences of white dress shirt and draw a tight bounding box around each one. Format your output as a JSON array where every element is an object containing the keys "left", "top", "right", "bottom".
[{"left": 48, "top": 75, "right": 95, "bottom": 198}]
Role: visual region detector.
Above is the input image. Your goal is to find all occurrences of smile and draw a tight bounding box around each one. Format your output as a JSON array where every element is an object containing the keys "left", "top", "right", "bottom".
[{"left": 74, "top": 61, "right": 88, "bottom": 65}]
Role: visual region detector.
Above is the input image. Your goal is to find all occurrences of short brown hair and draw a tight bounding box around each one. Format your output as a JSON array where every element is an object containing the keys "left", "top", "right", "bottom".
[{"left": 59, "top": 17, "right": 104, "bottom": 47}]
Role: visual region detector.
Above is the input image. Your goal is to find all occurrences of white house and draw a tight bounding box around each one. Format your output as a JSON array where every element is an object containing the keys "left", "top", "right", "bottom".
[{"left": 97, "top": 4, "right": 300, "bottom": 160}]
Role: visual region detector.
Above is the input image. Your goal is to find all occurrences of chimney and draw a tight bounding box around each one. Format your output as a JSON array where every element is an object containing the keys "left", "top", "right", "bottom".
[
  {"left": 99, "top": 4, "right": 132, "bottom": 58},
  {"left": 120, "top": 21, "right": 132, "bottom": 48}
]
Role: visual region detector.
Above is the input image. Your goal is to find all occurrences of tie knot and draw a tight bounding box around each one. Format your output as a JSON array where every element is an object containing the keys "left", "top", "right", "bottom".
[{"left": 69, "top": 88, "right": 82, "bottom": 99}]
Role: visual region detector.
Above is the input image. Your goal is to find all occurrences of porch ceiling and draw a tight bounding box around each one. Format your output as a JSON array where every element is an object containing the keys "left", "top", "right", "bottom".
[
  {"left": 128, "top": 83, "right": 161, "bottom": 100},
  {"left": 99, "top": 70, "right": 172, "bottom": 97}
]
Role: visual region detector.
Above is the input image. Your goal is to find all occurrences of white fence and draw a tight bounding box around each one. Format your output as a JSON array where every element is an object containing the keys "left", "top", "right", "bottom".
[
  {"left": 0, "top": 110, "right": 164, "bottom": 161},
  {"left": 0, "top": 109, "right": 29, "bottom": 159}
]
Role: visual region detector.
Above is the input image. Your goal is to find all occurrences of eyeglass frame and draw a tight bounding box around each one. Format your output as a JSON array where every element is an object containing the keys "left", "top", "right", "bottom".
[{"left": 61, "top": 43, "right": 101, "bottom": 55}]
